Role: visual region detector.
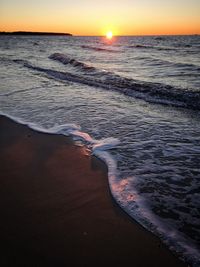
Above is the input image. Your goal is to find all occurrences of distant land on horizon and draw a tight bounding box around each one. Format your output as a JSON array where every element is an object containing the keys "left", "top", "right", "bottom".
[
  {"left": 0, "top": 31, "right": 72, "bottom": 36},
  {"left": 0, "top": 31, "right": 199, "bottom": 37}
]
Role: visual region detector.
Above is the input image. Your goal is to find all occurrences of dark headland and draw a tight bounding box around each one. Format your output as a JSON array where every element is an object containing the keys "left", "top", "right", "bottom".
[{"left": 0, "top": 31, "right": 72, "bottom": 36}]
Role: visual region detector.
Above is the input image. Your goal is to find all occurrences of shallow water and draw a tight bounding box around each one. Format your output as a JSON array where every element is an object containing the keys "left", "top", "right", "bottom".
[{"left": 0, "top": 35, "right": 200, "bottom": 266}]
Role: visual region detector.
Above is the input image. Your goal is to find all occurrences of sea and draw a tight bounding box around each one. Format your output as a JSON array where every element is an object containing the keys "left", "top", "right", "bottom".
[{"left": 0, "top": 35, "right": 200, "bottom": 266}]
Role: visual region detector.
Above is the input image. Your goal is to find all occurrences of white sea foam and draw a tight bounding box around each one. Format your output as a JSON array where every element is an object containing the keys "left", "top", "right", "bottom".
[{"left": 109, "top": 175, "right": 200, "bottom": 266}]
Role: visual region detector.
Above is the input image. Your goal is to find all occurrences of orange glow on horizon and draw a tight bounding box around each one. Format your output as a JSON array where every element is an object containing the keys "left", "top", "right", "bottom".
[
  {"left": 0, "top": 22, "right": 199, "bottom": 37},
  {"left": 0, "top": 0, "right": 199, "bottom": 36}
]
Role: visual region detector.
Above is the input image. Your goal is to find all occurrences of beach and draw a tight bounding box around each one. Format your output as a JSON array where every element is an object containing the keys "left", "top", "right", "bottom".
[{"left": 0, "top": 115, "right": 186, "bottom": 266}]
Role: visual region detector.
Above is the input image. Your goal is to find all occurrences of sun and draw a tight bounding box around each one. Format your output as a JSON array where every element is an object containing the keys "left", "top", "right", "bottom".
[{"left": 106, "top": 31, "right": 113, "bottom": 39}]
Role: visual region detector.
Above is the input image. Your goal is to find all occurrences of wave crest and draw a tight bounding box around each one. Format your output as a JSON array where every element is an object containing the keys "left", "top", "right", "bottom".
[
  {"left": 128, "top": 44, "right": 175, "bottom": 51},
  {"left": 13, "top": 54, "right": 200, "bottom": 111},
  {"left": 49, "top": 53, "right": 96, "bottom": 72}
]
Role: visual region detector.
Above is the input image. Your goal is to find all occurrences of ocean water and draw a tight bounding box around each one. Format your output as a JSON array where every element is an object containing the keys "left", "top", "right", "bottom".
[{"left": 0, "top": 35, "right": 200, "bottom": 266}]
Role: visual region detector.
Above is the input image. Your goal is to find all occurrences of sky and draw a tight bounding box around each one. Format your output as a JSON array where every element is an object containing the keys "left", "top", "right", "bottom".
[{"left": 0, "top": 0, "right": 199, "bottom": 35}]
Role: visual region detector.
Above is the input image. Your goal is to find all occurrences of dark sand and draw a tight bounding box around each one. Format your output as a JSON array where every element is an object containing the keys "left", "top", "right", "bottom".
[{"left": 0, "top": 116, "right": 186, "bottom": 266}]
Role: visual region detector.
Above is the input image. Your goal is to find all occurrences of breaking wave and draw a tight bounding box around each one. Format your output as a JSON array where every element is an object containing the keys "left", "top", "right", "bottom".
[
  {"left": 49, "top": 53, "right": 96, "bottom": 72},
  {"left": 15, "top": 53, "right": 200, "bottom": 111}
]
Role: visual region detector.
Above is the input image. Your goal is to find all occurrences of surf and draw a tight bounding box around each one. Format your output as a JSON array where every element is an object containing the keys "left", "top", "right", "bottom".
[{"left": 12, "top": 53, "right": 200, "bottom": 111}]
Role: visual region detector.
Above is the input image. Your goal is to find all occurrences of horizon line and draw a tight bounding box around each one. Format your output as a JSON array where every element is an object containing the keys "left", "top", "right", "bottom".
[{"left": 0, "top": 31, "right": 199, "bottom": 37}]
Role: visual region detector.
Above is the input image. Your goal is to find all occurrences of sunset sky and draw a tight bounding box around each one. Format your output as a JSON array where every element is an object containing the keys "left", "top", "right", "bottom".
[{"left": 0, "top": 0, "right": 199, "bottom": 35}]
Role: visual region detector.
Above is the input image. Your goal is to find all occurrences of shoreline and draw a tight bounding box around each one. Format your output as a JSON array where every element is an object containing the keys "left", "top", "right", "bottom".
[{"left": 0, "top": 115, "right": 186, "bottom": 266}]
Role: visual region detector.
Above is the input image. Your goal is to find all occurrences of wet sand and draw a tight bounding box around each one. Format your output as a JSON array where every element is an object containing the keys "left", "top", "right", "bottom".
[{"left": 0, "top": 115, "right": 186, "bottom": 266}]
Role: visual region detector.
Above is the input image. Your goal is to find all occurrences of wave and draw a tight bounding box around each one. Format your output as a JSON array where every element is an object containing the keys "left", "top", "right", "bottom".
[
  {"left": 81, "top": 45, "right": 119, "bottom": 53},
  {"left": 141, "top": 57, "right": 200, "bottom": 71},
  {"left": 128, "top": 44, "right": 175, "bottom": 51},
  {"left": 12, "top": 54, "right": 200, "bottom": 111},
  {"left": 49, "top": 53, "right": 96, "bottom": 72},
  {"left": 50, "top": 53, "right": 200, "bottom": 78}
]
